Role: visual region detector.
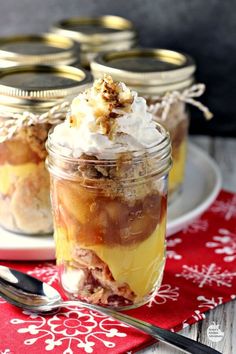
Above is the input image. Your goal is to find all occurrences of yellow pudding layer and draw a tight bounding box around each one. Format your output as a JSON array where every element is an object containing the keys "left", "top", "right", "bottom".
[
  {"left": 55, "top": 216, "right": 166, "bottom": 299},
  {"left": 0, "top": 162, "right": 40, "bottom": 195},
  {"left": 54, "top": 226, "right": 75, "bottom": 263},
  {"left": 168, "top": 139, "right": 187, "bottom": 193}
]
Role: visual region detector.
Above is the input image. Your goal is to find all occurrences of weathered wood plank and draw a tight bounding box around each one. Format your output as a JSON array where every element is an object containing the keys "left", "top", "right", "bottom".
[
  {"left": 212, "top": 138, "right": 236, "bottom": 192},
  {"left": 199, "top": 300, "right": 236, "bottom": 354}
]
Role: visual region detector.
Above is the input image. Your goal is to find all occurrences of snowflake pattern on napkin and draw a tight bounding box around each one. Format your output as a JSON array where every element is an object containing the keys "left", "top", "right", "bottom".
[{"left": 10, "top": 310, "right": 128, "bottom": 354}]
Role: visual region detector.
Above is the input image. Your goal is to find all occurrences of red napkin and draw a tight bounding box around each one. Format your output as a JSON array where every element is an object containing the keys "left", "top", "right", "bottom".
[{"left": 0, "top": 190, "right": 235, "bottom": 354}]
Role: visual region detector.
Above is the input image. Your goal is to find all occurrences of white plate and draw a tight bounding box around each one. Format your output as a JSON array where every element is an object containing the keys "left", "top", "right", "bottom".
[
  {"left": 0, "top": 143, "right": 221, "bottom": 261},
  {"left": 167, "top": 143, "right": 222, "bottom": 236}
]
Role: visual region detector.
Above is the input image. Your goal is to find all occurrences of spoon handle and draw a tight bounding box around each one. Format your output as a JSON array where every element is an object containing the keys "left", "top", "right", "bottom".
[{"left": 44, "top": 301, "right": 221, "bottom": 354}]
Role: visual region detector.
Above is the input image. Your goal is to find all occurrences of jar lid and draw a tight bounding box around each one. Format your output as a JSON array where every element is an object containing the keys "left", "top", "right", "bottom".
[
  {"left": 0, "top": 33, "right": 80, "bottom": 67},
  {"left": 0, "top": 64, "right": 92, "bottom": 112},
  {"left": 52, "top": 16, "right": 137, "bottom": 45},
  {"left": 91, "top": 48, "right": 196, "bottom": 94}
]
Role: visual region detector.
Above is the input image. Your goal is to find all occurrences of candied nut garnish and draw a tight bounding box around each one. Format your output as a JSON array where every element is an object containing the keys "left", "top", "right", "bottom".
[{"left": 70, "top": 75, "right": 134, "bottom": 138}]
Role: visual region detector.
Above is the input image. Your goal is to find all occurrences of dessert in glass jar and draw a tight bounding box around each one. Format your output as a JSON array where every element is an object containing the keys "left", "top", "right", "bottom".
[
  {"left": 91, "top": 49, "right": 212, "bottom": 202},
  {"left": 0, "top": 64, "right": 92, "bottom": 234},
  {"left": 46, "top": 75, "right": 172, "bottom": 309},
  {"left": 52, "top": 16, "right": 137, "bottom": 69}
]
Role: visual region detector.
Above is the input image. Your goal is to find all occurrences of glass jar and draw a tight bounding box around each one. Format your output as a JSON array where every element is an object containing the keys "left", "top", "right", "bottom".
[
  {"left": 46, "top": 123, "right": 172, "bottom": 309},
  {"left": 0, "top": 33, "right": 80, "bottom": 68},
  {"left": 147, "top": 99, "right": 189, "bottom": 201},
  {"left": 91, "top": 49, "right": 197, "bottom": 202},
  {"left": 52, "top": 16, "right": 137, "bottom": 69},
  {"left": 0, "top": 64, "right": 92, "bottom": 235}
]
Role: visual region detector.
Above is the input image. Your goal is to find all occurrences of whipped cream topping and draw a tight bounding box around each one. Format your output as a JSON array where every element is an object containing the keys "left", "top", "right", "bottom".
[{"left": 51, "top": 75, "right": 164, "bottom": 159}]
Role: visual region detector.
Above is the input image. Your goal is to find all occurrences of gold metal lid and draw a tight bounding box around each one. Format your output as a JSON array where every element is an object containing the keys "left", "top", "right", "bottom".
[
  {"left": 0, "top": 64, "right": 92, "bottom": 112},
  {"left": 52, "top": 15, "right": 137, "bottom": 45},
  {"left": 0, "top": 33, "right": 80, "bottom": 67},
  {"left": 91, "top": 48, "right": 196, "bottom": 94}
]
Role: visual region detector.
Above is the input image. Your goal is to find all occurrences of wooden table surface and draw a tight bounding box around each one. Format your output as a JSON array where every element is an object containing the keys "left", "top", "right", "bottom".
[{"left": 139, "top": 136, "right": 236, "bottom": 354}]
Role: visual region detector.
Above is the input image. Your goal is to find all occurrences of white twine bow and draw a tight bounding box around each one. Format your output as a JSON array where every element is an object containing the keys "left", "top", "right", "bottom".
[
  {"left": 0, "top": 101, "right": 70, "bottom": 143},
  {"left": 148, "top": 83, "right": 213, "bottom": 121}
]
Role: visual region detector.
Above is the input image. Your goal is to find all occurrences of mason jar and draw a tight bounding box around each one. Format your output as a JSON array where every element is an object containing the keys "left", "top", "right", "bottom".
[
  {"left": 52, "top": 16, "right": 137, "bottom": 69},
  {"left": 46, "top": 123, "right": 172, "bottom": 309},
  {"left": 0, "top": 64, "right": 92, "bottom": 235},
  {"left": 0, "top": 33, "right": 80, "bottom": 68},
  {"left": 91, "top": 49, "right": 198, "bottom": 202}
]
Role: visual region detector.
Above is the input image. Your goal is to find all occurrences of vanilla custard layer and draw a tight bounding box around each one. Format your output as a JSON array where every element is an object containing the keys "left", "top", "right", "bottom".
[
  {"left": 0, "top": 162, "right": 41, "bottom": 195},
  {"left": 168, "top": 139, "right": 187, "bottom": 193},
  {"left": 55, "top": 217, "right": 166, "bottom": 299}
]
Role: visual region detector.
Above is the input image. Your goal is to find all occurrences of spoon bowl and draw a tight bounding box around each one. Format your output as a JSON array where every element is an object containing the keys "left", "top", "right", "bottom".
[{"left": 0, "top": 265, "right": 221, "bottom": 354}]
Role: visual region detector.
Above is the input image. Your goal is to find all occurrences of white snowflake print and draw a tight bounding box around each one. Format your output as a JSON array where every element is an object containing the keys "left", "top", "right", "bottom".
[
  {"left": 180, "top": 311, "right": 206, "bottom": 330},
  {"left": 197, "top": 295, "right": 223, "bottom": 309},
  {"left": 10, "top": 308, "right": 127, "bottom": 354},
  {"left": 0, "top": 350, "right": 12, "bottom": 354},
  {"left": 206, "top": 228, "right": 236, "bottom": 262},
  {"left": 210, "top": 195, "right": 236, "bottom": 220},
  {"left": 147, "top": 284, "right": 179, "bottom": 307},
  {"left": 181, "top": 319, "right": 189, "bottom": 329},
  {"left": 0, "top": 297, "right": 6, "bottom": 304},
  {"left": 176, "top": 263, "right": 236, "bottom": 288},
  {"left": 192, "top": 310, "right": 206, "bottom": 321},
  {"left": 166, "top": 238, "right": 182, "bottom": 260},
  {"left": 27, "top": 263, "right": 58, "bottom": 285},
  {"left": 182, "top": 218, "right": 208, "bottom": 234},
  {"left": 231, "top": 294, "right": 236, "bottom": 300}
]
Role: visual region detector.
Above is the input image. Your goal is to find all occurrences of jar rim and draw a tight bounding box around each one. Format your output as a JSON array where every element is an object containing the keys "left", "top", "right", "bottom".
[
  {"left": 52, "top": 16, "right": 137, "bottom": 45},
  {"left": 91, "top": 48, "right": 195, "bottom": 94},
  {"left": 0, "top": 64, "right": 93, "bottom": 113},
  {"left": 0, "top": 33, "right": 80, "bottom": 64}
]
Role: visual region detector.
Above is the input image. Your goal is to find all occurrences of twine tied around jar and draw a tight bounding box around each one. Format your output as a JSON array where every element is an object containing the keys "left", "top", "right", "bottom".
[
  {"left": 148, "top": 83, "right": 213, "bottom": 121},
  {"left": 0, "top": 101, "right": 70, "bottom": 143}
]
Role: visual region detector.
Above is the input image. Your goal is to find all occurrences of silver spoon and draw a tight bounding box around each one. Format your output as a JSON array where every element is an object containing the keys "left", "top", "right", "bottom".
[{"left": 0, "top": 265, "right": 221, "bottom": 354}]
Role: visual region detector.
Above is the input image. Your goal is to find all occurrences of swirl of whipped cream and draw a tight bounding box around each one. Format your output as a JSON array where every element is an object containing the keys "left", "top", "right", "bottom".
[{"left": 51, "top": 75, "right": 164, "bottom": 159}]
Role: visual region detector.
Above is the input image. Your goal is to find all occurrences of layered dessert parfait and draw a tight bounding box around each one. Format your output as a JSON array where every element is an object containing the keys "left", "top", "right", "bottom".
[
  {"left": 47, "top": 75, "right": 171, "bottom": 309},
  {"left": 147, "top": 99, "right": 188, "bottom": 200},
  {"left": 0, "top": 123, "right": 52, "bottom": 234}
]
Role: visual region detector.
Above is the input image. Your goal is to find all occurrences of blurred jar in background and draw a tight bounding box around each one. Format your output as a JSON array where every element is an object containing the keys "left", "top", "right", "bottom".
[
  {"left": 91, "top": 49, "right": 212, "bottom": 202},
  {"left": 52, "top": 16, "right": 137, "bottom": 69},
  {"left": 0, "top": 33, "right": 80, "bottom": 68},
  {"left": 0, "top": 64, "right": 92, "bottom": 235}
]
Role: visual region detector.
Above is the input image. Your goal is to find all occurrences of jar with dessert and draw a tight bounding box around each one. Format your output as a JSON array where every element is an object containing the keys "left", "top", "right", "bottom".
[
  {"left": 0, "top": 64, "right": 92, "bottom": 235},
  {"left": 46, "top": 75, "right": 172, "bottom": 309},
  {"left": 0, "top": 33, "right": 80, "bottom": 68},
  {"left": 91, "top": 49, "right": 213, "bottom": 202},
  {"left": 52, "top": 16, "right": 137, "bottom": 69}
]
